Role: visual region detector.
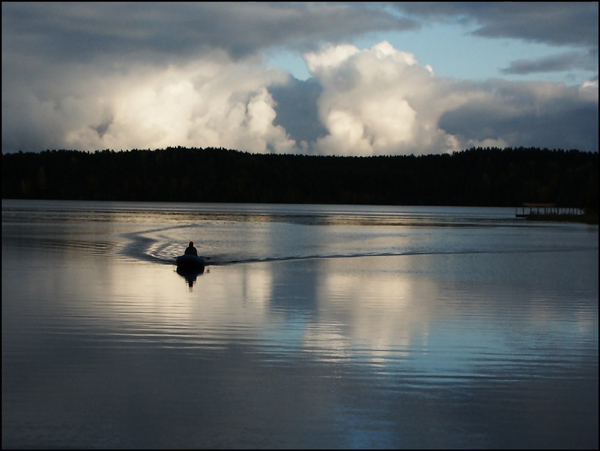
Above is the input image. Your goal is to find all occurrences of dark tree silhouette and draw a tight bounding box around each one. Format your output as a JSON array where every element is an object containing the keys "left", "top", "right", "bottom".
[{"left": 2, "top": 146, "right": 598, "bottom": 215}]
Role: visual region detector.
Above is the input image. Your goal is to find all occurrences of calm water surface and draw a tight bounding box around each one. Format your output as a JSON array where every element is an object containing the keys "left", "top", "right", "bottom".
[{"left": 2, "top": 200, "right": 598, "bottom": 449}]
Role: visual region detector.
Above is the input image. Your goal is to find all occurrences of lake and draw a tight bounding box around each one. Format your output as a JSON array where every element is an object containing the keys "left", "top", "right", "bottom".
[{"left": 2, "top": 200, "right": 598, "bottom": 449}]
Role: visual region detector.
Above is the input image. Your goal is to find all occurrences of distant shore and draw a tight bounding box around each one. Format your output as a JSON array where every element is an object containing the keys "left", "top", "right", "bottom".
[{"left": 3, "top": 147, "right": 598, "bottom": 214}]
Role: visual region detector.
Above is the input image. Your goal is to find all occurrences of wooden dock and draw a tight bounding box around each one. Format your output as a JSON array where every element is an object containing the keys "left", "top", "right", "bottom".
[{"left": 515, "top": 203, "right": 584, "bottom": 218}]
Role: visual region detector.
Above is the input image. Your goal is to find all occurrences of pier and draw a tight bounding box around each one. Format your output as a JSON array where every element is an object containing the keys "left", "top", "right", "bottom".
[{"left": 515, "top": 203, "right": 585, "bottom": 219}]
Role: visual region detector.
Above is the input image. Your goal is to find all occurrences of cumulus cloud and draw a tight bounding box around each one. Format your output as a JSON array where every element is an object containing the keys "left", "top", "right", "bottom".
[
  {"left": 2, "top": 51, "right": 302, "bottom": 154},
  {"left": 3, "top": 39, "right": 598, "bottom": 155},
  {"left": 305, "top": 41, "right": 462, "bottom": 155},
  {"left": 300, "top": 41, "right": 598, "bottom": 155},
  {"left": 1, "top": 2, "right": 415, "bottom": 154}
]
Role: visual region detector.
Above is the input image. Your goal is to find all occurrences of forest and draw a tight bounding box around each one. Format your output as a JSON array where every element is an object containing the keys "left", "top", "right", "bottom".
[{"left": 2, "top": 146, "right": 598, "bottom": 213}]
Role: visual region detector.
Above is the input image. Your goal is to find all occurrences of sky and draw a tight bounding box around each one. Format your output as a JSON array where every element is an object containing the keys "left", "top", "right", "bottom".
[{"left": 2, "top": 2, "right": 598, "bottom": 156}]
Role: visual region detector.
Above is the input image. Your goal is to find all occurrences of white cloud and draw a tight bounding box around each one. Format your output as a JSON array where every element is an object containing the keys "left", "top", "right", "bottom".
[
  {"left": 305, "top": 41, "right": 466, "bottom": 155},
  {"left": 3, "top": 53, "right": 301, "bottom": 154}
]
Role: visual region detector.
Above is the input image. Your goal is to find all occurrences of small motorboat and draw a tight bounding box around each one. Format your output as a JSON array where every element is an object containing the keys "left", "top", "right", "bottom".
[
  {"left": 176, "top": 255, "right": 205, "bottom": 287},
  {"left": 176, "top": 254, "right": 206, "bottom": 271}
]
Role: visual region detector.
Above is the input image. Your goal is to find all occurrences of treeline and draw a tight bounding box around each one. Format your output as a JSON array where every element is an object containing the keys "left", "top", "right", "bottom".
[{"left": 2, "top": 146, "right": 598, "bottom": 211}]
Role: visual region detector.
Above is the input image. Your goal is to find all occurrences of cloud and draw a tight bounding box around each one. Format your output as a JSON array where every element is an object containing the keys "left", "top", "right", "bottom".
[
  {"left": 466, "top": 3, "right": 598, "bottom": 49},
  {"left": 2, "top": 51, "right": 301, "bottom": 154},
  {"left": 392, "top": 2, "right": 598, "bottom": 48},
  {"left": 304, "top": 41, "right": 463, "bottom": 155},
  {"left": 439, "top": 80, "right": 599, "bottom": 152},
  {"left": 269, "top": 78, "right": 328, "bottom": 145},
  {"left": 3, "top": 39, "right": 597, "bottom": 155},
  {"left": 300, "top": 41, "right": 598, "bottom": 155},
  {"left": 500, "top": 51, "right": 596, "bottom": 75},
  {"left": 1, "top": 3, "right": 597, "bottom": 155},
  {"left": 1, "top": 2, "right": 417, "bottom": 65},
  {"left": 0, "top": 2, "right": 416, "bottom": 154}
]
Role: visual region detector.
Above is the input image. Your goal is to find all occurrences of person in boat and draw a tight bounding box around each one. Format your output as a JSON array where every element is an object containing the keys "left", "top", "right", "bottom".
[{"left": 184, "top": 241, "right": 198, "bottom": 256}]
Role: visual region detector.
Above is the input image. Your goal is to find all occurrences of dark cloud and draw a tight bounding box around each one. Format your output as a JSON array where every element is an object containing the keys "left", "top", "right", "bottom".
[
  {"left": 439, "top": 80, "right": 599, "bottom": 152},
  {"left": 270, "top": 78, "right": 328, "bottom": 145},
  {"left": 391, "top": 2, "right": 598, "bottom": 48},
  {"left": 500, "top": 51, "right": 596, "bottom": 76},
  {"left": 466, "top": 3, "right": 598, "bottom": 48},
  {"left": 2, "top": 2, "right": 417, "bottom": 65}
]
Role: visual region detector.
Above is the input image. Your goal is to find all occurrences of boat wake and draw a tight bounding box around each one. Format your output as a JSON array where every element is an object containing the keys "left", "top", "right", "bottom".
[
  {"left": 117, "top": 222, "right": 598, "bottom": 267},
  {"left": 205, "top": 246, "right": 597, "bottom": 266},
  {"left": 119, "top": 232, "right": 597, "bottom": 267}
]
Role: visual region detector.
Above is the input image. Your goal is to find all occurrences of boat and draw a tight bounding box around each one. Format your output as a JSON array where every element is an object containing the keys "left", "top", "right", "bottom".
[
  {"left": 176, "top": 254, "right": 205, "bottom": 286},
  {"left": 176, "top": 254, "right": 206, "bottom": 271}
]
